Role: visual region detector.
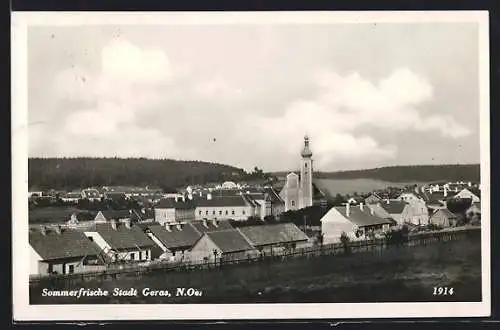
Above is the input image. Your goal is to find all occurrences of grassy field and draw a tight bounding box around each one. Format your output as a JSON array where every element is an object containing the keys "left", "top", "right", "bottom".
[{"left": 30, "top": 230, "right": 482, "bottom": 304}]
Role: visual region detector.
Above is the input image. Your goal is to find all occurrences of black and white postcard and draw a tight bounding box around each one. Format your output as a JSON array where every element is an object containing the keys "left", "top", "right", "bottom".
[{"left": 12, "top": 11, "right": 490, "bottom": 320}]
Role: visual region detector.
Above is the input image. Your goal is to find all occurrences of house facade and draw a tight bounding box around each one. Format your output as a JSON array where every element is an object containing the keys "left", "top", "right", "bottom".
[
  {"left": 320, "top": 203, "right": 394, "bottom": 244},
  {"left": 429, "top": 209, "right": 458, "bottom": 228},
  {"left": 84, "top": 219, "right": 155, "bottom": 263},
  {"left": 378, "top": 200, "right": 414, "bottom": 225},
  {"left": 190, "top": 229, "right": 258, "bottom": 262},
  {"left": 454, "top": 188, "right": 480, "bottom": 203},
  {"left": 238, "top": 223, "right": 311, "bottom": 255},
  {"left": 29, "top": 226, "right": 106, "bottom": 276},
  {"left": 154, "top": 198, "right": 196, "bottom": 225},
  {"left": 194, "top": 196, "right": 256, "bottom": 221},
  {"left": 145, "top": 223, "right": 201, "bottom": 262}
]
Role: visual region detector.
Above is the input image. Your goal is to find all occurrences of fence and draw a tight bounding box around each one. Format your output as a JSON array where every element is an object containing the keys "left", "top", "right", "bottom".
[{"left": 29, "top": 225, "right": 480, "bottom": 285}]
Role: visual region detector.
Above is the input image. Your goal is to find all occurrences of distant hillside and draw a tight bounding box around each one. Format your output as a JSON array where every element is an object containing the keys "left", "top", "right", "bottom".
[
  {"left": 271, "top": 164, "right": 480, "bottom": 183},
  {"left": 28, "top": 157, "right": 247, "bottom": 191}
]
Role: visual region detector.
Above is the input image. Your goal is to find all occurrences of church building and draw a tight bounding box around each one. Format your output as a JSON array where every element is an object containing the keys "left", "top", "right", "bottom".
[{"left": 279, "top": 136, "right": 314, "bottom": 211}]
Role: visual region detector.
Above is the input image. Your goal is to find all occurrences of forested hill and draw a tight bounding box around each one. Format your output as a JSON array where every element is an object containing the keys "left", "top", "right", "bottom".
[
  {"left": 274, "top": 164, "right": 480, "bottom": 183},
  {"left": 28, "top": 158, "right": 246, "bottom": 190}
]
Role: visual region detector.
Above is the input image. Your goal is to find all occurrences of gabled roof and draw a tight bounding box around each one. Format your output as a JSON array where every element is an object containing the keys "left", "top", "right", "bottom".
[
  {"left": 380, "top": 200, "right": 409, "bottom": 214},
  {"left": 422, "top": 191, "right": 446, "bottom": 203},
  {"left": 155, "top": 198, "right": 196, "bottom": 210},
  {"left": 98, "top": 210, "right": 131, "bottom": 220},
  {"left": 330, "top": 206, "right": 394, "bottom": 227},
  {"left": 238, "top": 223, "right": 309, "bottom": 247},
  {"left": 205, "top": 230, "right": 255, "bottom": 253},
  {"left": 195, "top": 196, "right": 250, "bottom": 207},
  {"left": 455, "top": 187, "right": 481, "bottom": 198},
  {"left": 147, "top": 223, "right": 201, "bottom": 250},
  {"left": 91, "top": 222, "right": 155, "bottom": 250},
  {"left": 431, "top": 208, "right": 457, "bottom": 219},
  {"left": 189, "top": 219, "right": 234, "bottom": 233},
  {"left": 263, "top": 188, "right": 285, "bottom": 204},
  {"left": 30, "top": 227, "right": 102, "bottom": 260}
]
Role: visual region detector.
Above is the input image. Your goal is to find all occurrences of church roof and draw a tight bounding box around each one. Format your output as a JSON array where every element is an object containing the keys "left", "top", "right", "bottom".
[{"left": 301, "top": 136, "right": 313, "bottom": 157}]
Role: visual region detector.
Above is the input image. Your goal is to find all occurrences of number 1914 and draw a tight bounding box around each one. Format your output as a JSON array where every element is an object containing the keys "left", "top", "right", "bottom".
[{"left": 433, "top": 287, "right": 454, "bottom": 296}]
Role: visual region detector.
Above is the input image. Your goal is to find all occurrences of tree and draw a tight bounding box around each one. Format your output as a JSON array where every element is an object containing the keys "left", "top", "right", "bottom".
[{"left": 340, "top": 231, "right": 351, "bottom": 254}]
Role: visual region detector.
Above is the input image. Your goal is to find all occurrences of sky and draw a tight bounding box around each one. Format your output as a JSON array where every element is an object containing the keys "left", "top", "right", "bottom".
[{"left": 27, "top": 22, "right": 481, "bottom": 172}]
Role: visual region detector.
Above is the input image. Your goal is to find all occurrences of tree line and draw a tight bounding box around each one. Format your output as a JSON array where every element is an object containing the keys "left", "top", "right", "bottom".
[
  {"left": 28, "top": 157, "right": 249, "bottom": 191},
  {"left": 272, "top": 164, "right": 480, "bottom": 183}
]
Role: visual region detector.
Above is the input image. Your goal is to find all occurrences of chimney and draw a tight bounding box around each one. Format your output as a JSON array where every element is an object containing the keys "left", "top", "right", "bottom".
[
  {"left": 124, "top": 219, "right": 132, "bottom": 229},
  {"left": 207, "top": 193, "right": 212, "bottom": 200},
  {"left": 199, "top": 191, "right": 202, "bottom": 197},
  {"left": 188, "top": 193, "right": 193, "bottom": 200},
  {"left": 111, "top": 219, "right": 117, "bottom": 230},
  {"left": 455, "top": 187, "right": 458, "bottom": 192},
  {"left": 468, "top": 181, "right": 472, "bottom": 187},
  {"left": 421, "top": 186, "right": 425, "bottom": 193},
  {"left": 55, "top": 225, "right": 62, "bottom": 235},
  {"left": 345, "top": 202, "right": 350, "bottom": 217},
  {"left": 386, "top": 199, "right": 390, "bottom": 204},
  {"left": 359, "top": 202, "right": 364, "bottom": 211},
  {"left": 203, "top": 219, "right": 209, "bottom": 227},
  {"left": 175, "top": 196, "right": 178, "bottom": 202},
  {"left": 40, "top": 225, "right": 47, "bottom": 236},
  {"left": 212, "top": 219, "right": 219, "bottom": 227},
  {"left": 165, "top": 224, "right": 172, "bottom": 232},
  {"left": 443, "top": 187, "right": 448, "bottom": 198}
]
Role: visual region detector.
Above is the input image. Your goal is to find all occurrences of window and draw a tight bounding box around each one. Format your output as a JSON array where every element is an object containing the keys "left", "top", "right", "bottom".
[
  {"left": 305, "top": 163, "right": 307, "bottom": 168},
  {"left": 231, "top": 210, "right": 235, "bottom": 215},
  {"left": 87, "top": 236, "right": 94, "bottom": 242},
  {"left": 225, "top": 210, "right": 228, "bottom": 215},
  {"left": 219, "top": 210, "right": 222, "bottom": 215},
  {"left": 291, "top": 200, "right": 295, "bottom": 207},
  {"left": 213, "top": 210, "right": 216, "bottom": 215},
  {"left": 130, "top": 253, "right": 135, "bottom": 260},
  {"left": 242, "top": 210, "right": 246, "bottom": 215},
  {"left": 68, "top": 264, "right": 75, "bottom": 274},
  {"left": 206, "top": 210, "right": 209, "bottom": 215},
  {"left": 199, "top": 210, "right": 202, "bottom": 215}
]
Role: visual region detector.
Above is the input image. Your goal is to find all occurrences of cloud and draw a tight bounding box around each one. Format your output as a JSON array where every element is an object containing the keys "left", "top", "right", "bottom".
[
  {"left": 193, "top": 76, "right": 244, "bottom": 99},
  {"left": 101, "top": 38, "right": 172, "bottom": 84},
  {"left": 239, "top": 68, "right": 470, "bottom": 169}
]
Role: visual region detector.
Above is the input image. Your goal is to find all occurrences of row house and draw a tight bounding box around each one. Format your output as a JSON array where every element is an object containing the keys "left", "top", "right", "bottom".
[
  {"left": 29, "top": 225, "right": 106, "bottom": 276},
  {"left": 144, "top": 223, "right": 201, "bottom": 262},
  {"left": 237, "top": 223, "right": 310, "bottom": 255},
  {"left": 190, "top": 229, "right": 258, "bottom": 262},
  {"left": 84, "top": 219, "right": 155, "bottom": 263}
]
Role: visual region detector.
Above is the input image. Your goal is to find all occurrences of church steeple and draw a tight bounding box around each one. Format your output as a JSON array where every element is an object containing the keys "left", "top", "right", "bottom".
[{"left": 301, "top": 135, "right": 313, "bottom": 158}]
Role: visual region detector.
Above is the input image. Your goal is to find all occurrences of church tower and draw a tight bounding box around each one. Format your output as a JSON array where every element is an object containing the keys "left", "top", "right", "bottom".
[{"left": 299, "top": 135, "right": 313, "bottom": 209}]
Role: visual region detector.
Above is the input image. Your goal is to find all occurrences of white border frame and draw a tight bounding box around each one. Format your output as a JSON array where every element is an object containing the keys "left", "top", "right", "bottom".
[{"left": 12, "top": 11, "right": 491, "bottom": 321}]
